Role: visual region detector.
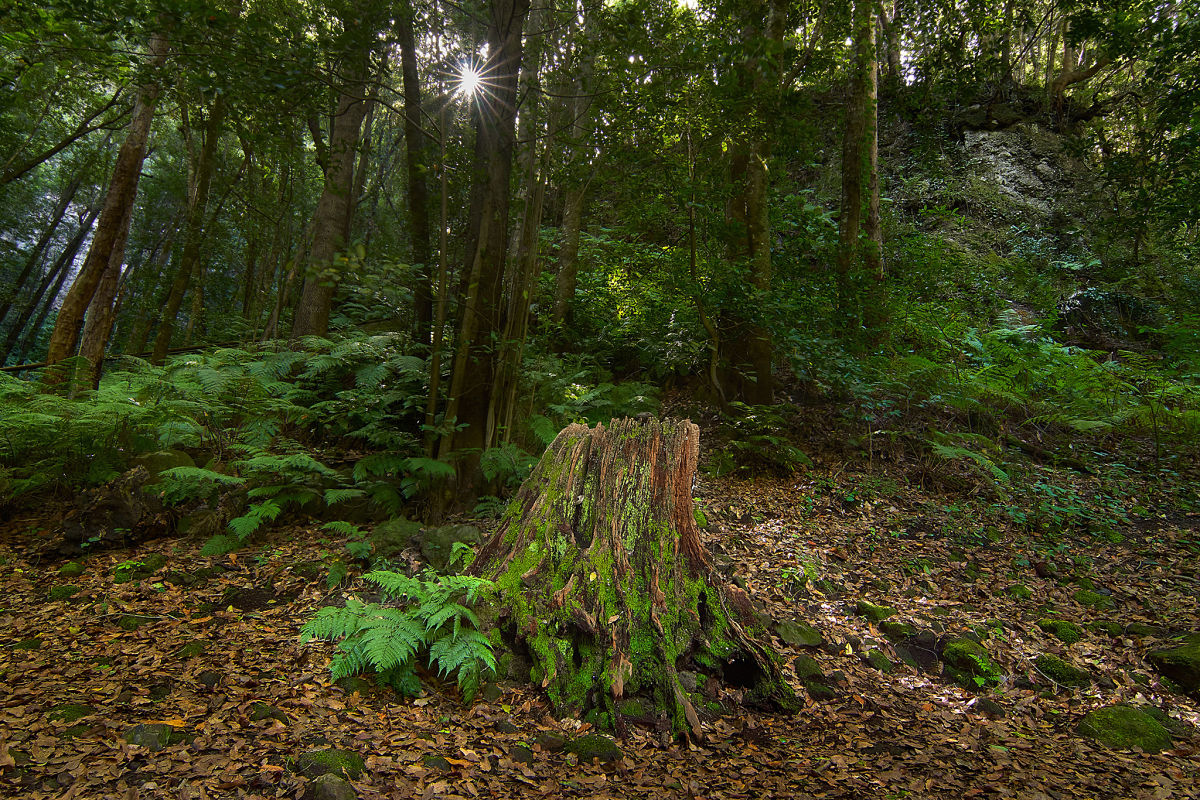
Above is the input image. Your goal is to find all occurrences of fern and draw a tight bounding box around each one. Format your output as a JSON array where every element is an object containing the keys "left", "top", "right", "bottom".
[{"left": 301, "top": 571, "right": 496, "bottom": 702}]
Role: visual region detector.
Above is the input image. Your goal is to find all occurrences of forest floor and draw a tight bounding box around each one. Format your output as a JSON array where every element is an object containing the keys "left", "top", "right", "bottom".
[{"left": 1, "top": 456, "right": 1199, "bottom": 799}]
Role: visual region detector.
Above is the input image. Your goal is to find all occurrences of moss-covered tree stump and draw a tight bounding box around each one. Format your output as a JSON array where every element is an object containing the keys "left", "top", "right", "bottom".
[{"left": 473, "top": 418, "right": 797, "bottom": 739}]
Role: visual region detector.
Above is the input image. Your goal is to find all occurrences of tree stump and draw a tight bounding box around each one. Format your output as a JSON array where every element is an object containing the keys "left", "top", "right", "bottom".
[{"left": 473, "top": 417, "right": 797, "bottom": 739}]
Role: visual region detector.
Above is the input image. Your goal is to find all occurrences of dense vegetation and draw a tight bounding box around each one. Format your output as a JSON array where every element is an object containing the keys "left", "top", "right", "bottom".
[{"left": 1, "top": 0, "right": 1200, "bottom": 796}]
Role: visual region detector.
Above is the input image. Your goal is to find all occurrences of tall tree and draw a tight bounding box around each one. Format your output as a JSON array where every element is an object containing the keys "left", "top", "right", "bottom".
[
  {"left": 42, "top": 29, "right": 169, "bottom": 383},
  {"left": 397, "top": 2, "right": 434, "bottom": 343},
  {"left": 836, "top": 0, "right": 882, "bottom": 287}
]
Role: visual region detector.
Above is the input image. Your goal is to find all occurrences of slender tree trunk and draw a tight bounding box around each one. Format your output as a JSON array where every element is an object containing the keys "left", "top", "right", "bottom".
[
  {"left": 291, "top": 51, "right": 372, "bottom": 339},
  {"left": 0, "top": 173, "right": 82, "bottom": 328},
  {"left": 439, "top": 0, "right": 531, "bottom": 469},
  {"left": 1, "top": 206, "right": 98, "bottom": 364},
  {"left": 43, "top": 30, "right": 168, "bottom": 383},
  {"left": 397, "top": 4, "right": 434, "bottom": 343},
  {"left": 151, "top": 96, "right": 226, "bottom": 363},
  {"left": 863, "top": 16, "right": 882, "bottom": 281},
  {"left": 551, "top": 185, "right": 586, "bottom": 325},
  {"left": 77, "top": 204, "right": 133, "bottom": 389},
  {"left": 0, "top": 89, "right": 128, "bottom": 187}
]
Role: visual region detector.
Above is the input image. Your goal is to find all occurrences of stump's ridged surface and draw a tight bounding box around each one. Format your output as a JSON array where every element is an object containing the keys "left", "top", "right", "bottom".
[{"left": 474, "top": 417, "right": 795, "bottom": 738}]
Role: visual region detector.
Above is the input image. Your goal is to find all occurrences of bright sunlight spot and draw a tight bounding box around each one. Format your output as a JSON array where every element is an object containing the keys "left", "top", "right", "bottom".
[{"left": 458, "top": 64, "right": 482, "bottom": 97}]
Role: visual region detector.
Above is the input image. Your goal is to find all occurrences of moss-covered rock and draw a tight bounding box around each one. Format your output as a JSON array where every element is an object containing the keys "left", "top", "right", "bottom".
[
  {"left": 58, "top": 561, "right": 85, "bottom": 578},
  {"left": 49, "top": 584, "right": 80, "bottom": 601},
  {"left": 1088, "top": 621, "right": 1122, "bottom": 636},
  {"left": 1124, "top": 622, "right": 1160, "bottom": 638},
  {"left": 855, "top": 600, "right": 897, "bottom": 622},
  {"left": 369, "top": 517, "right": 423, "bottom": 559},
  {"left": 14, "top": 637, "right": 42, "bottom": 650},
  {"left": 865, "top": 649, "right": 895, "bottom": 674},
  {"left": 420, "top": 524, "right": 483, "bottom": 570},
  {"left": 564, "top": 733, "right": 623, "bottom": 764},
  {"left": 123, "top": 723, "right": 179, "bottom": 751},
  {"left": 48, "top": 704, "right": 95, "bottom": 724},
  {"left": 303, "top": 773, "right": 357, "bottom": 800},
  {"left": 1074, "top": 589, "right": 1114, "bottom": 610},
  {"left": 1077, "top": 705, "right": 1172, "bottom": 753},
  {"left": 793, "top": 654, "right": 839, "bottom": 700},
  {"left": 1007, "top": 584, "right": 1032, "bottom": 600},
  {"left": 250, "top": 703, "right": 287, "bottom": 723},
  {"left": 294, "top": 749, "right": 365, "bottom": 780},
  {"left": 534, "top": 731, "right": 567, "bottom": 752},
  {"left": 1037, "top": 618, "right": 1083, "bottom": 644},
  {"left": 177, "top": 640, "right": 206, "bottom": 658},
  {"left": 974, "top": 698, "right": 1006, "bottom": 718},
  {"left": 1147, "top": 641, "right": 1200, "bottom": 695},
  {"left": 117, "top": 614, "right": 155, "bottom": 631},
  {"left": 1034, "top": 654, "right": 1092, "bottom": 688},
  {"left": 940, "top": 638, "right": 1003, "bottom": 688},
  {"left": 113, "top": 553, "right": 169, "bottom": 584},
  {"left": 334, "top": 675, "right": 373, "bottom": 695},
  {"left": 422, "top": 754, "right": 452, "bottom": 772},
  {"left": 133, "top": 449, "right": 195, "bottom": 481},
  {"left": 774, "top": 618, "right": 824, "bottom": 648},
  {"left": 880, "top": 619, "right": 917, "bottom": 641}
]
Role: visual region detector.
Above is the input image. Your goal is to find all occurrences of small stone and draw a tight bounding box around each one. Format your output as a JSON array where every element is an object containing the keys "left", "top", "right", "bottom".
[
  {"left": 1034, "top": 654, "right": 1092, "bottom": 688},
  {"left": 14, "top": 637, "right": 42, "bottom": 650},
  {"left": 250, "top": 703, "right": 286, "bottom": 723},
  {"left": 1007, "top": 584, "right": 1032, "bottom": 600},
  {"left": 495, "top": 721, "right": 519, "bottom": 734},
  {"left": 48, "top": 704, "right": 96, "bottom": 724},
  {"left": 335, "top": 676, "right": 373, "bottom": 696},
  {"left": 479, "top": 683, "right": 503, "bottom": 702},
  {"left": 865, "top": 649, "right": 895, "bottom": 674},
  {"left": 117, "top": 614, "right": 155, "bottom": 631},
  {"left": 510, "top": 745, "right": 535, "bottom": 765},
  {"left": 774, "top": 619, "right": 824, "bottom": 648},
  {"left": 294, "top": 749, "right": 365, "bottom": 780},
  {"left": 1147, "top": 641, "right": 1200, "bottom": 695},
  {"left": 177, "top": 640, "right": 206, "bottom": 658},
  {"left": 1037, "top": 618, "right": 1084, "bottom": 645},
  {"left": 565, "top": 733, "right": 623, "bottom": 764},
  {"left": 534, "top": 731, "right": 567, "bottom": 752},
  {"left": 973, "top": 698, "right": 1006, "bottom": 719},
  {"left": 197, "top": 670, "right": 223, "bottom": 690},
  {"left": 303, "top": 774, "right": 357, "bottom": 800},
  {"left": 49, "top": 584, "right": 80, "bottom": 601},
  {"left": 855, "top": 600, "right": 897, "bottom": 622},
  {"left": 1088, "top": 621, "right": 1122, "bottom": 636},
  {"left": 1074, "top": 589, "right": 1114, "bottom": 610},
  {"left": 1123, "top": 622, "right": 1160, "bottom": 638},
  {"left": 1078, "top": 705, "right": 1172, "bottom": 753},
  {"left": 124, "top": 723, "right": 177, "bottom": 751},
  {"left": 879, "top": 619, "right": 917, "bottom": 641},
  {"left": 58, "top": 561, "right": 85, "bottom": 578},
  {"left": 422, "top": 755, "right": 452, "bottom": 772}
]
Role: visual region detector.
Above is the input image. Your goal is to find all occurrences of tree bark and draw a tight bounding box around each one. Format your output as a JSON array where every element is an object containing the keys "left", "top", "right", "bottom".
[
  {"left": 43, "top": 30, "right": 168, "bottom": 384},
  {"left": 0, "top": 172, "right": 82, "bottom": 328},
  {"left": 151, "top": 95, "right": 226, "bottom": 363},
  {"left": 397, "top": 3, "right": 433, "bottom": 343},
  {"left": 551, "top": 184, "right": 586, "bottom": 325},
  {"left": 439, "top": 0, "right": 531, "bottom": 465},
  {"left": 1, "top": 206, "right": 99, "bottom": 365},
  {"left": 76, "top": 203, "right": 133, "bottom": 389},
  {"left": 291, "top": 50, "right": 371, "bottom": 339},
  {"left": 837, "top": 0, "right": 881, "bottom": 289},
  {"left": 473, "top": 418, "right": 797, "bottom": 739}
]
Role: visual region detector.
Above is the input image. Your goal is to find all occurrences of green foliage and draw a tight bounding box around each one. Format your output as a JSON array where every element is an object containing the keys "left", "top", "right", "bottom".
[
  {"left": 707, "top": 403, "right": 812, "bottom": 476},
  {"left": 158, "top": 467, "right": 246, "bottom": 506},
  {"left": 301, "top": 571, "right": 496, "bottom": 702}
]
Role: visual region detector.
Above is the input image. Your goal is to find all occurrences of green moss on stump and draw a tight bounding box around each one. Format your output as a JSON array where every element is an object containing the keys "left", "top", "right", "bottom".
[
  {"left": 855, "top": 600, "right": 897, "bottom": 622},
  {"left": 294, "top": 749, "right": 365, "bottom": 780},
  {"left": 49, "top": 584, "right": 80, "bottom": 601},
  {"left": 1074, "top": 589, "right": 1114, "bottom": 610},
  {"left": 1147, "top": 642, "right": 1200, "bottom": 695},
  {"left": 1035, "top": 654, "right": 1091, "bottom": 688},
  {"left": 1078, "top": 705, "right": 1172, "bottom": 753},
  {"left": 1037, "top": 619, "right": 1083, "bottom": 644},
  {"left": 565, "top": 733, "right": 624, "bottom": 764}
]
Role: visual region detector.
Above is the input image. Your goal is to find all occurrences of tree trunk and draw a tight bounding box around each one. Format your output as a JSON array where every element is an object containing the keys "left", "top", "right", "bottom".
[
  {"left": 0, "top": 173, "right": 82, "bottom": 329},
  {"left": 551, "top": 184, "right": 586, "bottom": 325},
  {"left": 439, "top": 0, "right": 531, "bottom": 465},
  {"left": 398, "top": 3, "right": 433, "bottom": 343},
  {"left": 473, "top": 418, "right": 797, "bottom": 739},
  {"left": 43, "top": 31, "right": 168, "bottom": 383},
  {"left": 76, "top": 203, "right": 133, "bottom": 389},
  {"left": 151, "top": 95, "right": 225, "bottom": 363},
  {"left": 291, "top": 50, "right": 371, "bottom": 339},
  {"left": 1, "top": 206, "right": 99, "bottom": 365}
]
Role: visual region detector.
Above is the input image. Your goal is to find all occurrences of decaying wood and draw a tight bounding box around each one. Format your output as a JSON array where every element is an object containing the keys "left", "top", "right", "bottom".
[{"left": 474, "top": 417, "right": 797, "bottom": 740}]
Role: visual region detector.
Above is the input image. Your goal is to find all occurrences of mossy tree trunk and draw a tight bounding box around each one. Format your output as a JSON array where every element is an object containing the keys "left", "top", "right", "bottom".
[{"left": 473, "top": 418, "right": 796, "bottom": 740}]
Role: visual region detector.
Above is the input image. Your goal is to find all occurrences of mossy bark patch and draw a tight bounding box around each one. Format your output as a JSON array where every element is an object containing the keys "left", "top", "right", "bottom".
[
  {"left": 1147, "top": 641, "right": 1200, "bottom": 695},
  {"left": 472, "top": 418, "right": 797, "bottom": 739},
  {"left": 1034, "top": 654, "right": 1092, "bottom": 688},
  {"left": 1077, "top": 705, "right": 1172, "bottom": 752},
  {"left": 294, "top": 749, "right": 365, "bottom": 780}
]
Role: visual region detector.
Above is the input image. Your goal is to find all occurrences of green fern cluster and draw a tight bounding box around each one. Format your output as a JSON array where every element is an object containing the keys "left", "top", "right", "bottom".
[{"left": 300, "top": 571, "right": 497, "bottom": 702}]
